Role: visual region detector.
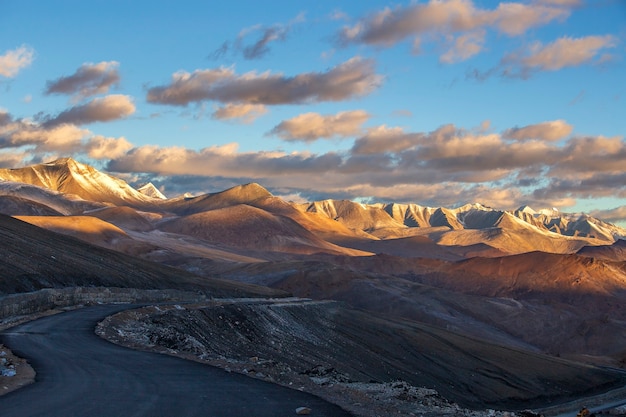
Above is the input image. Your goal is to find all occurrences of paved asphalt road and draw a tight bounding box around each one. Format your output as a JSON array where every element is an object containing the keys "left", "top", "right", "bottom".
[{"left": 0, "top": 305, "right": 353, "bottom": 417}]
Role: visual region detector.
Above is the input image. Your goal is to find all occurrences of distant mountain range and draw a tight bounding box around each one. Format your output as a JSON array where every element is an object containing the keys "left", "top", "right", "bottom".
[{"left": 0, "top": 158, "right": 623, "bottom": 260}]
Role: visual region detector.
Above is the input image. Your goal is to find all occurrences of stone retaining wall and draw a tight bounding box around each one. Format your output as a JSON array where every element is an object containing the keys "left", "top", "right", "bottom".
[{"left": 0, "top": 287, "right": 207, "bottom": 319}]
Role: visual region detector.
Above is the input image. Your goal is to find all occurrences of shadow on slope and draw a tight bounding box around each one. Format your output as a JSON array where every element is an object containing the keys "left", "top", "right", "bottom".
[
  {"left": 106, "top": 301, "right": 626, "bottom": 410},
  {"left": 0, "top": 214, "right": 282, "bottom": 298},
  {"left": 210, "top": 253, "right": 626, "bottom": 366}
]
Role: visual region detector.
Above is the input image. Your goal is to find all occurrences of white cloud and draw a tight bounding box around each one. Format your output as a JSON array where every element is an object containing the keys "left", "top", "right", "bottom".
[
  {"left": 337, "top": 0, "right": 573, "bottom": 63},
  {"left": 147, "top": 57, "right": 383, "bottom": 106},
  {"left": 9, "top": 123, "right": 90, "bottom": 153},
  {"left": 0, "top": 108, "right": 135, "bottom": 160},
  {"left": 489, "top": 2, "right": 569, "bottom": 36},
  {"left": 352, "top": 126, "right": 422, "bottom": 155},
  {"left": 0, "top": 46, "right": 35, "bottom": 78},
  {"left": 268, "top": 110, "right": 370, "bottom": 142},
  {"left": 212, "top": 103, "right": 268, "bottom": 123},
  {"left": 86, "top": 136, "right": 133, "bottom": 159},
  {"left": 45, "top": 61, "right": 120, "bottom": 100},
  {"left": 44, "top": 95, "right": 135, "bottom": 127},
  {"left": 501, "top": 35, "right": 618, "bottom": 78},
  {"left": 503, "top": 120, "right": 573, "bottom": 141}
]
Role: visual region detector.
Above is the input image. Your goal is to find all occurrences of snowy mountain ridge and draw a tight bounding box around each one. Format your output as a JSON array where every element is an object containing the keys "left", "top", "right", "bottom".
[
  {"left": 1, "top": 157, "right": 625, "bottom": 243},
  {"left": 0, "top": 158, "right": 162, "bottom": 206},
  {"left": 297, "top": 198, "right": 626, "bottom": 242}
]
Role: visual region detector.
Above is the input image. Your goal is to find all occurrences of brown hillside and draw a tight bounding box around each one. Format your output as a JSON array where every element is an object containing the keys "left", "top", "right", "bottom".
[
  {"left": 0, "top": 195, "right": 62, "bottom": 216},
  {"left": 162, "top": 183, "right": 273, "bottom": 215},
  {"left": 578, "top": 239, "right": 626, "bottom": 262},
  {"left": 437, "top": 252, "right": 626, "bottom": 298},
  {"left": 87, "top": 206, "right": 156, "bottom": 232},
  {"left": 158, "top": 204, "right": 363, "bottom": 256},
  {"left": 0, "top": 214, "right": 282, "bottom": 297}
]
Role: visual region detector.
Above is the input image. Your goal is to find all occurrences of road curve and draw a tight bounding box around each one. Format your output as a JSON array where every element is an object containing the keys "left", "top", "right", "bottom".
[{"left": 0, "top": 304, "right": 353, "bottom": 417}]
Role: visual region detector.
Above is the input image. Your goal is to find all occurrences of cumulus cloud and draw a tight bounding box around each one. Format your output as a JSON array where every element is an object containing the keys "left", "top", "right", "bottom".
[
  {"left": 44, "top": 61, "right": 120, "bottom": 100},
  {"left": 0, "top": 108, "right": 134, "bottom": 161},
  {"left": 6, "top": 100, "right": 624, "bottom": 220},
  {"left": 107, "top": 143, "right": 344, "bottom": 179},
  {"left": 0, "top": 46, "right": 35, "bottom": 77},
  {"left": 85, "top": 135, "right": 133, "bottom": 159},
  {"left": 490, "top": 2, "right": 569, "bottom": 36},
  {"left": 352, "top": 126, "right": 422, "bottom": 154},
  {"left": 554, "top": 135, "right": 626, "bottom": 174},
  {"left": 338, "top": 0, "right": 483, "bottom": 47},
  {"left": 146, "top": 57, "right": 383, "bottom": 106},
  {"left": 503, "top": 120, "right": 573, "bottom": 141},
  {"left": 531, "top": 173, "right": 626, "bottom": 205},
  {"left": 268, "top": 110, "right": 370, "bottom": 142},
  {"left": 212, "top": 103, "right": 268, "bottom": 123},
  {"left": 103, "top": 121, "right": 574, "bottom": 183},
  {"left": 43, "top": 95, "right": 135, "bottom": 127},
  {"left": 5, "top": 122, "right": 90, "bottom": 153},
  {"left": 99, "top": 118, "right": 626, "bottom": 218},
  {"left": 500, "top": 35, "right": 618, "bottom": 78},
  {"left": 337, "top": 0, "right": 572, "bottom": 62}
]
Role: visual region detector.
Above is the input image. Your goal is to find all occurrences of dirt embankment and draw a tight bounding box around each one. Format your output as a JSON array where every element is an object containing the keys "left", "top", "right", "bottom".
[{"left": 97, "top": 300, "right": 626, "bottom": 416}]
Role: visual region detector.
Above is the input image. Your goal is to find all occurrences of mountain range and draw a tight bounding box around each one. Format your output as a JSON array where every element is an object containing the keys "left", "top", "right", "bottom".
[
  {"left": 2, "top": 157, "right": 626, "bottom": 410},
  {"left": 1, "top": 158, "right": 623, "bottom": 260}
]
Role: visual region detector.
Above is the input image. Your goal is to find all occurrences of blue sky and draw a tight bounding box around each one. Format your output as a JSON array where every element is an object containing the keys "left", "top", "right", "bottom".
[{"left": 1, "top": 0, "right": 625, "bottom": 222}]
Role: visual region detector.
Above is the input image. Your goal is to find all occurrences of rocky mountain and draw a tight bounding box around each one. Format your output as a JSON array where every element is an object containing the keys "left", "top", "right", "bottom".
[
  {"left": 296, "top": 199, "right": 625, "bottom": 246},
  {"left": 0, "top": 158, "right": 159, "bottom": 207},
  {"left": 2, "top": 158, "right": 623, "bottom": 257}
]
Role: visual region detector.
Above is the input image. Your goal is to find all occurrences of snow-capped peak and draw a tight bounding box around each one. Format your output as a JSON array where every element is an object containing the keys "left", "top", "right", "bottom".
[
  {"left": 0, "top": 157, "right": 158, "bottom": 206},
  {"left": 516, "top": 205, "right": 536, "bottom": 215},
  {"left": 137, "top": 183, "right": 167, "bottom": 199}
]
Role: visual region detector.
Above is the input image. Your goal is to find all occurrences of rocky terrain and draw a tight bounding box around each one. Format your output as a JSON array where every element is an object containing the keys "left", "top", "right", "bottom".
[
  {"left": 0, "top": 344, "right": 34, "bottom": 395},
  {"left": 2, "top": 158, "right": 626, "bottom": 414}
]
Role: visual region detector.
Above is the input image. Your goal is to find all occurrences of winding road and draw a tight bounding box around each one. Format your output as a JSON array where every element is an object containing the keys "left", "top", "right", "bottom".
[{"left": 0, "top": 304, "right": 353, "bottom": 417}]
